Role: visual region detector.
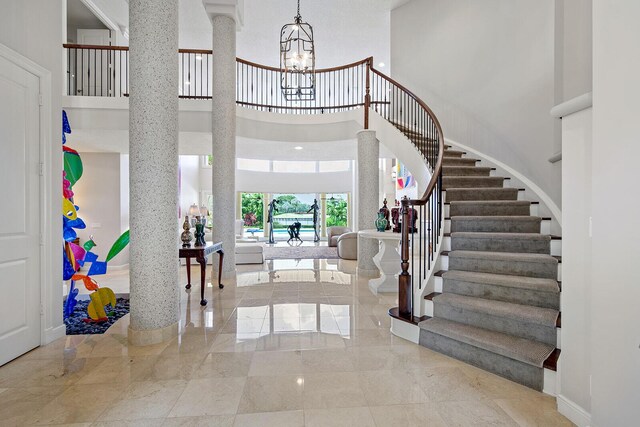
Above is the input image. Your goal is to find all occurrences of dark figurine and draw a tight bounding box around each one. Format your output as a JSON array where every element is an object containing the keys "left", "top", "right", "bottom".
[
  {"left": 287, "top": 221, "right": 303, "bottom": 243},
  {"left": 307, "top": 199, "right": 320, "bottom": 242},
  {"left": 267, "top": 199, "right": 279, "bottom": 244},
  {"left": 391, "top": 199, "right": 401, "bottom": 233}
]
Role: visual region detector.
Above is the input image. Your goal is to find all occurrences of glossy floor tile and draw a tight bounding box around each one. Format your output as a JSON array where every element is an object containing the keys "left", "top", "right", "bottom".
[{"left": 0, "top": 258, "right": 574, "bottom": 426}]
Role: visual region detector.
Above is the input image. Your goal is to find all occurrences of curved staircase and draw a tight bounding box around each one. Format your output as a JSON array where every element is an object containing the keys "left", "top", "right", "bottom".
[{"left": 418, "top": 146, "right": 561, "bottom": 391}]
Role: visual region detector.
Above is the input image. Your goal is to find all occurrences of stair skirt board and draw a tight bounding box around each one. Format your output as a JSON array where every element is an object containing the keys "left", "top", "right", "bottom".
[{"left": 419, "top": 328, "right": 546, "bottom": 391}]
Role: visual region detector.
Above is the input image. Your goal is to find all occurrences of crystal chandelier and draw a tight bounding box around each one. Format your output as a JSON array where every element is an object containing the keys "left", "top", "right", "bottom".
[{"left": 280, "top": 0, "right": 315, "bottom": 100}]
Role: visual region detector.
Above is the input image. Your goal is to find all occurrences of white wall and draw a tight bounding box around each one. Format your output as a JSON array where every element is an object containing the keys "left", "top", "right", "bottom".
[
  {"left": 179, "top": 0, "right": 391, "bottom": 69},
  {"left": 391, "top": 0, "right": 561, "bottom": 207},
  {"left": 556, "top": 0, "right": 592, "bottom": 103},
  {"left": 0, "top": 0, "right": 64, "bottom": 343},
  {"left": 180, "top": 155, "right": 201, "bottom": 214},
  {"left": 590, "top": 1, "right": 640, "bottom": 425},
  {"left": 557, "top": 106, "right": 592, "bottom": 425},
  {"left": 72, "top": 153, "right": 130, "bottom": 266}
]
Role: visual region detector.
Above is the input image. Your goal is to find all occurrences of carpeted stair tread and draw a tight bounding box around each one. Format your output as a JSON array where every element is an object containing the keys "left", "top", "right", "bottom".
[
  {"left": 450, "top": 232, "right": 551, "bottom": 254},
  {"left": 445, "top": 188, "right": 519, "bottom": 201},
  {"left": 443, "top": 166, "right": 492, "bottom": 176},
  {"left": 443, "top": 176, "right": 505, "bottom": 189},
  {"left": 419, "top": 317, "right": 555, "bottom": 368},
  {"left": 443, "top": 150, "right": 466, "bottom": 157},
  {"left": 433, "top": 293, "right": 559, "bottom": 327},
  {"left": 442, "top": 270, "right": 559, "bottom": 294},
  {"left": 450, "top": 250, "right": 557, "bottom": 264},
  {"left": 448, "top": 250, "right": 558, "bottom": 279},
  {"left": 442, "top": 157, "right": 479, "bottom": 166},
  {"left": 450, "top": 216, "right": 542, "bottom": 233},
  {"left": 451, "top": 232, "right": 549, "bottom": 241},
  {"left": 449, "top": 200, "right": 531, "bottom": 216}
]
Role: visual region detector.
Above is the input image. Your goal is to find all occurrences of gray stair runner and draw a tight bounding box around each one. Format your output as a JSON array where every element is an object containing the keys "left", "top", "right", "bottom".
[
  {"left": 445, "top": 188, "right": 519, "bottom": 201},
  {"left": 451, "top": 232, "right": 551, "bottom": 254},
  {"left": 442, "top": 176, "right": 505, "bottom": 189},
  {"left": 449, "top": 200, "right": 531, "bottom": 216},
  {"left": 432, "top": 293, "right": 558, "bottom": 346},
  {"left": 441, "top": 270, "right": 559, "bottom": 309},
  {"left": 418, "top": 145, "right": 560, "bottom": 391},
  {"left": 450, "top": 216, "right": 542, "bottom": 233},
  {"left": 442, "top": 166, "right": 492, "bottom": 176}
]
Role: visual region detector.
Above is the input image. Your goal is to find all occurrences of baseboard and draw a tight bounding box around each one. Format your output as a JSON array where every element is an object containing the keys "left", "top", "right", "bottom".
[
  {"left": 389, "top": 317, "right": 420, "bottom": 343},
  {"left": 43, "top": 324, "right": 66, "bottom": 344},
  {"left": 557, "top": 394, "right": 592, "bottom": 427}
]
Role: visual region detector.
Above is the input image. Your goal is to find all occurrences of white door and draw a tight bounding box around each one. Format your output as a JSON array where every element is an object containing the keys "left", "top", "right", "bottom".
[
  {"left": 0, "top": 53, "right": 41, "bottom": 366},
  {"left": 76, "top": 29, "right": 112, "bottom": 96}
]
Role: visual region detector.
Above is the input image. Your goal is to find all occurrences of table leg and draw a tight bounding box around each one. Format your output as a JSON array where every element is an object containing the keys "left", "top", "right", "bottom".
[
  {"left": 217, "top": 249, "right": 225, "bottom": 289},
  {"left": 185, "top": 257, "right": 192, "bottom": 289},
  {"left": 197, "top": 255, "right": 207, "bottom": 306}
]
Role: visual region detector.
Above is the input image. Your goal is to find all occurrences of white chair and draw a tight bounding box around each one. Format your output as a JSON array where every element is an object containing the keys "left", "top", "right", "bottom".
[{"left": 327, "top": 226, "right": 352, "bottom": 247}]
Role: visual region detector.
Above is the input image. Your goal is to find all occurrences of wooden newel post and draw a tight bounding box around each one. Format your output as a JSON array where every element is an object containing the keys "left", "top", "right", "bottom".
[
  {"left": 399, "top": 196, "right": 412, "bottom": 319},
  {"left": 364, "top": 58, "right": 372, "bottom": 129}
]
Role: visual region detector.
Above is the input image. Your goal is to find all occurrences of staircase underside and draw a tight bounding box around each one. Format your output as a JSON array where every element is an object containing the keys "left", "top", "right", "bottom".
[{"left": 417, "top": 146, "right": 561, "bottom": 392}]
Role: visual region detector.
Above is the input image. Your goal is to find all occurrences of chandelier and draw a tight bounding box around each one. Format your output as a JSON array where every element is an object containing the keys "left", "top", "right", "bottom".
[{"left": 280, "top": 0, "right": 315, "bottom": 100}]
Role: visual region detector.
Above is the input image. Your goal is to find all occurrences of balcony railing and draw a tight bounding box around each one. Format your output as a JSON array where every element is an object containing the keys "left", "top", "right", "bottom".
[{"left": 63, "top": 43, "right": 444, "bottom": 320}]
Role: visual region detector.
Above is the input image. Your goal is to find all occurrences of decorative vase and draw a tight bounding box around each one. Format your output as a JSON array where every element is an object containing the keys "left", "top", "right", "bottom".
[
  {"left": 181, "top": 215, "right": 193, "bottom": 247},
  {"left": 375, "top": 211, "right": 388, "bottom": 232},
  {"left": 194, "top": 216, "right": 206, "bottom": 246}
]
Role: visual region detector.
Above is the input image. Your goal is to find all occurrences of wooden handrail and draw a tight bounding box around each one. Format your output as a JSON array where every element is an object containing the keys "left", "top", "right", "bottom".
[{"left": 369, "top": 65, "right": 445, "bottom": 206}]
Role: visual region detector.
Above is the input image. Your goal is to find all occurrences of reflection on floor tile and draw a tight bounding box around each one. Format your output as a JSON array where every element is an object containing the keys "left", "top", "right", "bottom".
[{"left": 1, "top": 258, "right": 573, "bottom": 426}]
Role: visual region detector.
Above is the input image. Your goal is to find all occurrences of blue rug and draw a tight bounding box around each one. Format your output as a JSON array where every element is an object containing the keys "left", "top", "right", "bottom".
[{"left": 64, "top": 297, "right": 129, "bottom": 335}]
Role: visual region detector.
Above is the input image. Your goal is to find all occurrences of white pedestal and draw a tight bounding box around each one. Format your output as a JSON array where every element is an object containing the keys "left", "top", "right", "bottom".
[{"left": 358, "top": 230, "right": 402, "bottom": 294}]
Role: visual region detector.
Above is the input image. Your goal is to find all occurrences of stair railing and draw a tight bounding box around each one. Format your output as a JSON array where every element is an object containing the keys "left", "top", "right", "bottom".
[
  {"left": 63, "top": 44, "right": 444, "bottom": 319},
  {"left": 369, "top": 66, "right": 445, "bottom": 320}
]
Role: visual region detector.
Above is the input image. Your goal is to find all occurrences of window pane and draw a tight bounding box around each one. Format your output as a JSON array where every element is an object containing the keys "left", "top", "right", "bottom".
[
  {"left": 237, "top": 158, "right": 270, "bottom": 171},
  {"left": 319, "top": 160, "right": 350, "bottom": 172},
  {"left": 272, "top": 160, "right": 316, "bottom": 173}
]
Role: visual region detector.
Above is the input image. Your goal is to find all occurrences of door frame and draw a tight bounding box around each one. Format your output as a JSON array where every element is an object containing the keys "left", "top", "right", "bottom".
[{"left": 0, "top": 43, "right": 62, "bottom": 346}]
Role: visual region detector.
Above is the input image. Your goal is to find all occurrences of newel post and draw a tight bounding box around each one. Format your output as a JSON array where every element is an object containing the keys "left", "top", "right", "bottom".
[
  {"left": 399, "top": 196, "right": 412, "bottom": 318},
  {"left": 364, "top": 58, "right": 372, "bottom": 129}
]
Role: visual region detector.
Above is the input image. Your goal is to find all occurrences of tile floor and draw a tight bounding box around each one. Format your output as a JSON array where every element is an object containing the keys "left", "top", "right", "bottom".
[{"left": 1, "top": 257, "right": 573, "bottom": 426}]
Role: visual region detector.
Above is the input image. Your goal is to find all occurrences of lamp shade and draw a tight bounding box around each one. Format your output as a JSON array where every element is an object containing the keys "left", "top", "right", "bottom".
[{"left": 188, "top": 203, "right": 200, "bottom": 217}]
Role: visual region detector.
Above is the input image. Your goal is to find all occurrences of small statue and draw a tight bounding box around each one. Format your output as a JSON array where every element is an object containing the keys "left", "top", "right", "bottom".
[
  {"left": 307, "top": 199, "right": 320, "bottom": 242},
  {"left": 379, "top": 198, "right": 392, "bottom": 231},
  {"left": 267, "top": 199, "right": 279, "bottom": 244},
  {"left": 287, "top": 221, "right": 303, "bottom": 243},
  {"left": 391, "top": 200, "right": 401, "bottom": 233},
  {"left": 181, "top": 215, "right": 193, "bottom": 247},
  {"left": 194, "top": 216, "right": 206, "bottom": 246}
]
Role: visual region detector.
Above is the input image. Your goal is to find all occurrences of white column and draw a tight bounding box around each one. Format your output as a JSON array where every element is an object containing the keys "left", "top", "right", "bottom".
[
  {"left": 128, "top": 0, "right": 179, "bottom": 345},
  {"left": 210, "top": 13, "right": 236, "bottom": 275},
  {"left": 356, "top": 130, "right": 380, "bottom": 277}
]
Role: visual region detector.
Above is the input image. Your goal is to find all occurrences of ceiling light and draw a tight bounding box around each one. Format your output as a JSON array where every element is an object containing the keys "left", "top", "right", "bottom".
[
  {"left": 280, "top": 0, "right": 316, "bottom": 101},
  {"left": 294, "top": 146, "right": 303, "bottom": 150},
  {"left": 378, "top": 62, "right": 385, "bottom": 68}
]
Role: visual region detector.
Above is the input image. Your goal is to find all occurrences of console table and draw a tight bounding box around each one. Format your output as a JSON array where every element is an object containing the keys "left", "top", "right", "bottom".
[
  {"left": 179, "top": 241, "right": 224, "bottom": 306},
  {"left": 357, "top": 230, "right": 401, "bottom": 294}
]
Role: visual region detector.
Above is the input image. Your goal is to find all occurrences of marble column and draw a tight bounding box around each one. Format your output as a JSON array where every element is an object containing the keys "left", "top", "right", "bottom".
[
  {"left": 210, "top": 14, "right": 236, "bottom": 275},
  {"left": 356, "top": 130, "right": 380, "bottom": 277},
  {"left": 128, "top": 0, "right": 179, "bottom": 345}
]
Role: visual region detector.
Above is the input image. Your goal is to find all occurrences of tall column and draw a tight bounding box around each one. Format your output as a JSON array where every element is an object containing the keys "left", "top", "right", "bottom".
[
  {"left": 356, "top": 130, "right": 380, "bottom": 277},
  {"left": 128, "top": 0, "right": 179, "bottom": 345},
  {"left": 320, "top": 193, "right": 327, "bottom": 238},
  {"left": 210, "top": 13, "right": 236, "bottom": 275}
]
